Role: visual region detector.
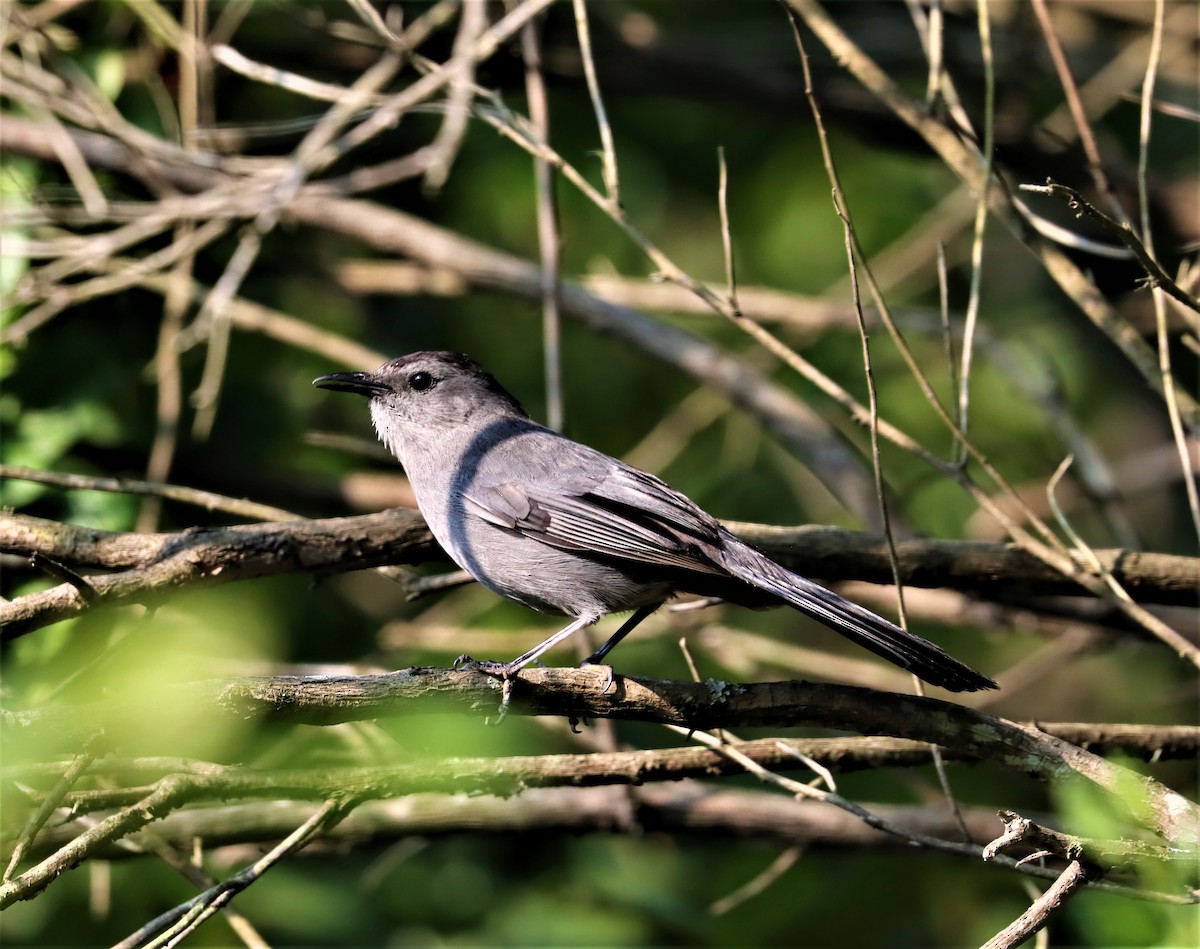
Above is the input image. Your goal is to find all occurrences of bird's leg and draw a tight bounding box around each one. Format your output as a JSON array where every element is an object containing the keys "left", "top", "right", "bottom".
[
  {"left": 583, "top": 604, "right": 658, "bottom": 666},
  {"left": 462, "top": 606, "right": 654, "bottom": 716},
  {"left": 579, "top": 603, "right": 659, "bottom": 692},
  {"left": 458, "top": 613, "right": 602, "bottom": 678},
  {"left": 456, "top": 614, "right": 600, "bottom": 721}
]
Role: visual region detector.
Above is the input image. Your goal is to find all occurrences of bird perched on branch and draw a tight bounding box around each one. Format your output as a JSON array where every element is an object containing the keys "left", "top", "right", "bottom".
[{"left": 315, "top": 351, "right": 995, "bottom": 693}]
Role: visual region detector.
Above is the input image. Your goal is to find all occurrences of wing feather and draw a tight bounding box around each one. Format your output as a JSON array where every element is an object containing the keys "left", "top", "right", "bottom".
[{"left": 463, "top": 465, "right": 726, "bottom": 576}]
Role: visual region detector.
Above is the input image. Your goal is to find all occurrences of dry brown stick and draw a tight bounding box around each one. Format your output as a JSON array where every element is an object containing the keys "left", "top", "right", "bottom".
[
  {"left": 1021, "top": 181, "right": 1200, "bottom": 318},
  {"left": 0, "top": 465, "right": 297, "bottom": 521},
  {"left": 1028, "top": 0, "right": 1128, "bottom": 222},
  {"left": 984, "top": 809, "right": 1196, "bottom": 877},
  {"left": 112, "top": 797, "right": 352, "bottom": 949},
  {"left": 17, "top": 793, "right": 1003, "bottom": 856},
  {"left": 2, "top": 744, "right": 97, "bottom": 883},
  {"left": 0, "top": 772, "right": 202, "bottom": 909},
  {"left": 979, "top": 860, "right": 1094, "bottom": 949},
  {"left": 520, "top": 10, "right": 564, "bottom": 432}
]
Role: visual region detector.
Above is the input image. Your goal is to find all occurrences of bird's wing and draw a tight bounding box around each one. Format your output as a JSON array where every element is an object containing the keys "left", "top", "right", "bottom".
[{"left": 461, "top": 446, "right": 726, "bottom": 575}]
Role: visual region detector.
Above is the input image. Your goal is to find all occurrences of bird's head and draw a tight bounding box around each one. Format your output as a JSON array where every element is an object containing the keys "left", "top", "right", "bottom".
[{"left": 313, "top": 351, "right": 527, "bottom": 461}]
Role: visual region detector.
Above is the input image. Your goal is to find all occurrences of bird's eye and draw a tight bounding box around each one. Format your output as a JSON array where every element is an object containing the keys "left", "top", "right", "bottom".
[{"left": 408, "top": 371, "right": 435, "bottom": 392}]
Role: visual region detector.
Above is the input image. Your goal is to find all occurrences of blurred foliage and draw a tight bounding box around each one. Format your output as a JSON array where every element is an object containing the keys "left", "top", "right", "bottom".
[{"left": 1, "top": 1, "right": 1198, "bottom": 946}]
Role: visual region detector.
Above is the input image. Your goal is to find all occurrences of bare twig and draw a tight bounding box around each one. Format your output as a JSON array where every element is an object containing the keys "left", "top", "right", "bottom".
[
  {"left": 1029, "top": 0, "right": 1127, "bottom": 222},
  {"left": 716, "top": 146, "right": 740, "bottom": 317},
  {"left": 1046, "top": 456, "right": 1200, "bottom": 666},
  {"left": 571, "top": 0, "right": 619, "bottom": 203},
  {"left": 520, "top": 10, "right": 564, "bottom": 431},
  {"left": 984, "top": 809, "right": 1196, "bottom": 876},
  {"left": 0, "top": 465, "right": 298, "bottom": 521},
  {"left": 709, "top": 846, "right": 802, "bottom": 916},
  {"left": 955, "top": 0, "right": 994, "bottom": 462},
  {"left": 1019, "top": 181, "right": 1200, "bottom": 320},
  {"left": 421, "top": 0, "right": 485, "bottom": 192},
  {"left": 3, "top": 744, "right": 97, "bottom": 882},
  {"left": 120, "top": 798, "right": 352, "bottom": 948},
  {"left": 979, "top": 860, "right": 1094, "bottom": 949},
  {"left": 1134, "top": 0, "right": 1200, "bottom": 547}
]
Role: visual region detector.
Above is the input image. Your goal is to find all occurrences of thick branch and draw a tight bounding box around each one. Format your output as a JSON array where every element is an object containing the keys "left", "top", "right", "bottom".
[
  {"left": 2, "top": 510, "right": 1195, "bottom": 640},
  {"left": 0, "top": 509, "right": 440, "bottom": 639},
  {"left": 6, "top": 668, "right": 1198, "bottom": 843}
]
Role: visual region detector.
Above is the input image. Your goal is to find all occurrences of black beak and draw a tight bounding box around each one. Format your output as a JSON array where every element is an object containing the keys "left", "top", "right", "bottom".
[{"left": 312, "top": 372, "right": 391, "bottom": 397}]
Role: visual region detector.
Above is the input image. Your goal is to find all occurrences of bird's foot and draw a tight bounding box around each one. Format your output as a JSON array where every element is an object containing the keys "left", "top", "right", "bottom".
[
  {"left": 486, "top": 676, "right": 517, "bottom": 727},
  {"left": 452, "top": 654, "right": 511, "bottom": 676},
  {"left": 580, "top": 658, "right": 617, "bottom": 693},
  {"left": 453, "top": 655, "right": 520, "bottom": 724}
]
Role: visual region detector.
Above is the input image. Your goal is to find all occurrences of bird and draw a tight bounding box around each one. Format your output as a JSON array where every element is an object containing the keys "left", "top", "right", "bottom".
[{"left": 314, "top": 351, "right": 996, "bottom": 693}]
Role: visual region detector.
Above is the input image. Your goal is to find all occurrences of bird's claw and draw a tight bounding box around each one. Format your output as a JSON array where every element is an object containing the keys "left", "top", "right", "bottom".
[
  {"left": 453, "top": 656, "right": 520, "bottom": 724},
  {"left": 453, "top": 654, "right": 511, "bottom": 676},
  {"left": 581, "top": 659, "right": 617, "bottom": 693},
  {"left": 484, "top": 676, "right": 516, "bottom": 727}
]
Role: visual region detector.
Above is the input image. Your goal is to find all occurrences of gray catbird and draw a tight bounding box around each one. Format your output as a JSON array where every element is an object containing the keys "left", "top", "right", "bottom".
[{"left": 314, "top": 351, "right": 996, "bottom": 692}]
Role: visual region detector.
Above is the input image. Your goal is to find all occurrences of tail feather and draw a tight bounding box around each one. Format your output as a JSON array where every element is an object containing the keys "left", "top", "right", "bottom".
[{"left": 718, "top": 537, "right": 997, "bottom": 693}]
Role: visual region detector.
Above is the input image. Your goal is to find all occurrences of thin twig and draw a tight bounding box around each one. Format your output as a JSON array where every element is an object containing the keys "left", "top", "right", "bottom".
[
  {"left": 717, "top": 146, "right": 740, "bottom": 317},
  {"left": 1019, "top": 181, "right": 1200, "bottom": 320},
  {"left": 139, "top": 227, "right": 192, "bottom": 533},
  {"left": 3, "top": 744, "right": 97, "bottom": 883},
  {"left": 125, "top": 798, "right": 352, "bottom": 949},
  {"left": 708, "top": 846, "right": 802, "bottom": 916},
  {"left": 0, "top": 465, "right": 298, "bottom": 521},
  {"left": 1135, "top": 0, "right": 1200, "bottom": 544},
  {"left": 422, "top": 0, "right": 485, "bottom": 192},
  {"left": 1047, "top": 455, "right": 1200, "bottom": 665},
  {"left": 571, "top": 0, "right": 619, "bottom": 204},
  {"left": 795, "top": 15, "right": 971, "bottom": 847},
  {"left": 212, "top": 43, "right": 387, "bottom": 104},
  {"left": 520, "top": 10, "right": 564, "bottom": 431},
  {"left": 1028, "top": 0, "right": 1127, "bottom": 222},
  {"left": 979, "top": 861, "right": 1094, "bottom": 949},
  {"left": 955, "top": 0, "right": 994, "bottom": 464}
]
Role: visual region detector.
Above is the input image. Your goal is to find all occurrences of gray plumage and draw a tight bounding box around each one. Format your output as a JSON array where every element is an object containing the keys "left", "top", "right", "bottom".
[{"left": 314, "top": 351, "right": 996, "bottom": 692}]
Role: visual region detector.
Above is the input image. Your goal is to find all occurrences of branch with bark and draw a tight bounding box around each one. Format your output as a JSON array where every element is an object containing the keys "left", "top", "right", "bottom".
[
  {"left": 2, "top": 508, "right": 1196, "bottom": 641},
  {"left": 7, "top": 669, "right": 1199, "bottom": 841}
]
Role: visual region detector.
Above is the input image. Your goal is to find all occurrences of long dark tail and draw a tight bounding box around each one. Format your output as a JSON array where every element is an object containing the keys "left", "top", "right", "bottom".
[{"left": 717, "top": 535, "right": 997, "bottom": 692}]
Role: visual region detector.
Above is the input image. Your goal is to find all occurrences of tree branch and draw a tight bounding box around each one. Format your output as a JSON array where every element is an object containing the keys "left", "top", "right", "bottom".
[
  {"left": 2, "top": 508, "right": 1195, "bottom": 641},
  {"left": 7, "top": 668, "right": 1198, "bottom": 843},
  {"left": 980, "top": 860, "right": 1095, "bottom": 949}
]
